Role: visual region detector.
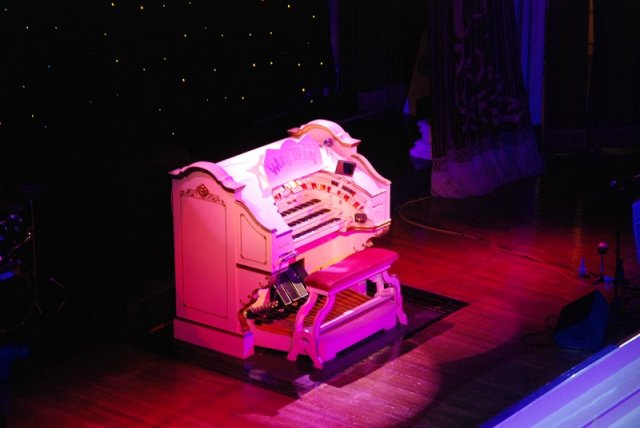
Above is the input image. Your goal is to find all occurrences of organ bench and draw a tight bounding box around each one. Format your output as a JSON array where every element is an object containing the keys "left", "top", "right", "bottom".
[{"left": 287, "top": 247, "right": 408, "bottom": 369}]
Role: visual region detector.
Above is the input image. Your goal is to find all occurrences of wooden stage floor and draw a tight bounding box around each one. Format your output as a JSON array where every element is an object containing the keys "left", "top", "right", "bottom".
[{"left": 2, "top": 113, "right": 640, "bottom": 427}]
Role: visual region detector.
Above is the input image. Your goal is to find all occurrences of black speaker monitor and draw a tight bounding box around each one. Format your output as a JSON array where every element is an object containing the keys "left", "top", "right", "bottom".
[{"left": 554, "top": 291, "right": 609, "bottom": 351}]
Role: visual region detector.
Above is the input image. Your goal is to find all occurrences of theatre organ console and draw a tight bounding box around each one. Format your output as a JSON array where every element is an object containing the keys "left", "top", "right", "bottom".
[{"left": 170, "top": 119, "right": 407, "bottom": 368}]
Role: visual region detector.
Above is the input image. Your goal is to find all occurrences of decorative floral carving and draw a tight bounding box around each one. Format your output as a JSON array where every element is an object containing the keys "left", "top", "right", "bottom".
[
  {"left": 196, "top": 183, "right": 209, "bottom": 197},
  {"left": 180, "top": 183, "right": 225, "bottom": 205}
]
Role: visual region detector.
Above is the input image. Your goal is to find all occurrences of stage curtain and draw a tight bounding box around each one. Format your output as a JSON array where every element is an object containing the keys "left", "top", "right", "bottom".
[
  {"left": 588, "top": 0, "right": 640, "bottom": 149},
  {"left": 336, "top": 0, "right": 425, "bottom": 111},
  {"left": 514, "top": 0, "right": 546, "bottom": 127},
  {"left": 543, "top": 0, "right": 590, "bottom": 152},
  {"left": 428, "top": 0, "right": 544, "bottom": 198}
]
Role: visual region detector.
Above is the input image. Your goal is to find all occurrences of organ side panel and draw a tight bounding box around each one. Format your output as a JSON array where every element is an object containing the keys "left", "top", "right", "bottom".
[
  {"left": 178, "top": 188, "right": 228, "bottom": 322},
  {"left": 171, "top": 168, "right": 260, "bottom": 358}
]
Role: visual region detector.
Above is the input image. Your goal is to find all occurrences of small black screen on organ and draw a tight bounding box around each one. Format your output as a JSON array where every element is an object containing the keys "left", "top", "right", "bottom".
[{"left": 335, "top": 160, "right": 356, "bottom": 176}]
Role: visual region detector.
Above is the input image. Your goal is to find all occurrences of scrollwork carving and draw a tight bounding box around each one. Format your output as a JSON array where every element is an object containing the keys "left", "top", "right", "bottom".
[{"left": 180, "top": 183, "right": 225, "bottom": 206}]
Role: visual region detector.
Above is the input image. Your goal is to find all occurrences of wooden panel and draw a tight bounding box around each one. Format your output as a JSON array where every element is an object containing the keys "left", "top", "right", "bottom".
[{"left": 180, "top": 193, "right": 228, "bottom": 318}]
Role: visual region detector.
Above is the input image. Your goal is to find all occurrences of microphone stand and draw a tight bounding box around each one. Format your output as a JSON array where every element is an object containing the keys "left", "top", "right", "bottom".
[{"left": 610, "top": 179, "right": 630, "bottom": 311}]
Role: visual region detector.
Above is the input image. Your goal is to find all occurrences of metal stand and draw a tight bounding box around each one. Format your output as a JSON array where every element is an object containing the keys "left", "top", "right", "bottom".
[
  {"left": 592, "top": 241, "right": 611, "bottom": 285},
  {"left": 610, "top": 180, "right": 631, "bottom": 307}
]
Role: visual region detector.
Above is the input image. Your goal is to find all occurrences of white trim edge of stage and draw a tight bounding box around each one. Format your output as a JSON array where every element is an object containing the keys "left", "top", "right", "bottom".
[{"left": 484, "top": 332, "right": 640, "bottom": 427}]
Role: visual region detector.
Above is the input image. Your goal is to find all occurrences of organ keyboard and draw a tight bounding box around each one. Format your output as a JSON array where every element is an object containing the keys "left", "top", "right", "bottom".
[{"left": 170, "top": 119, "right": 406, "bottom": 366}]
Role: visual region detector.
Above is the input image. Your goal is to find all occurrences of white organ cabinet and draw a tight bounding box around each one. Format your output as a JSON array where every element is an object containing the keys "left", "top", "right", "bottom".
[{"left": 170, "top": 119, "right": 406, "bottom": 367}]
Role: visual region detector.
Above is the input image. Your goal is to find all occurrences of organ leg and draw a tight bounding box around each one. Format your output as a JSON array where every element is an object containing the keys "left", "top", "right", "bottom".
[{"left": 382, "top": 270, "right": 408, "bottom": 325}]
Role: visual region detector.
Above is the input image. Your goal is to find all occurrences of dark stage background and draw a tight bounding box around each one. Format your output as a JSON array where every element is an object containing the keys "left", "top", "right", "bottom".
[{"left": 0, "top": 1, "right": 423, "bottom": 360}]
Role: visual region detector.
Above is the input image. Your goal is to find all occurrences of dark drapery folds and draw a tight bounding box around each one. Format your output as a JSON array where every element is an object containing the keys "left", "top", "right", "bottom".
[
  {"left": 588, "top": 0, "right": 640, "bottom": 149},
  {"left": 337, "top": 0, "right": 425, "bottom": 111},
  {"left": 428, "top": 0, "right": 544, "bottom": 198},
  {"left": 543, "top": 0, "right": 590, "bottom": 152}
]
